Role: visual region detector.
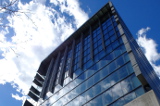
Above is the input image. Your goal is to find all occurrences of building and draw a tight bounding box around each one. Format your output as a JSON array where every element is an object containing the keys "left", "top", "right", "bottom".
[{"left": 24, "top": 2, "right": 160, "bottom": 106}]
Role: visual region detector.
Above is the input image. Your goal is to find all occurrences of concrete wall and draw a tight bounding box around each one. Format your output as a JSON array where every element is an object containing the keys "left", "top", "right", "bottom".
[{"left": 125, "top": 90, "right": 159, "bottom": 106}]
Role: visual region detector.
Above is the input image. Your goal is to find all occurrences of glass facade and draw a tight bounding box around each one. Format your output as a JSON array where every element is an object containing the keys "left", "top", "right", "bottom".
[
  {"left": 38, "top": 15, "right": 145, "bottom": 106},
  {"left": 24, "top": 2, "right": 160, "bottom": 106}
]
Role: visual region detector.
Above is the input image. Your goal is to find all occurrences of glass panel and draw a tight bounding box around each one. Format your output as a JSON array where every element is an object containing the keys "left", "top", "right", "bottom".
[
  {"left": 112, "top": 40, "right": 119, "bottom": 50},
  {"left": 93, "top": 72, "right": 100, "bottom": 84},
  {"left": 108, "top": 25, "right": 112, "bottom": 32},
  {"left": 114, "top": 46, "right": 122, "bottom": 57},
  {"left": 126, "top": 63, "right": 134, "bottom": 74},
  {"left": 92, "top": 82, "right": 102, "bottom": 97},
  {"left": 73, "top": 94, "right": 85, "bottom": 106},
  {"left": 100, "top": 66, "right": 109, "bottom": 79},
  {"left": 110, "top": 98, "right": 125, "bottom": 106},
  {"left": 103, "top": 89, "right": 113, "bottom": 105},
  {"left": 109, "top": 30, "right": 114, "bottom": 36},
  {"left": 130, "top": 75, "right": 141, "bottom": 89},
  {"left": 118, "top": 38, "right": 123, "bottom": 44},
  {"left": 101, "top": 77, "right": 111, "bottom": 91},
  {"left": 73, "top": 68, "right": 82, "bottom": 79},
  {"left": 85, "top": 89, "right": 93, "bottom": 101},
  {"left": 105, "top": 39, "right": 110, "bottom": 46},
  {"left": 108, "top": 61, "right": 116, "bottom": 74},
  {"left": 118, "top": 65, "right": 129, "bottom": 80},
  {"left": 89, "top": 95, "right": 103, "bottom": 106},
  {"left": 110, "top": 34, "right": 117, "bottom": 42},
  {"left": 106, "top": 45, "right": 112, "bottom": 54},
  {"left": 111, "top": 83, "right": 123, "bottom": 101},
  {"left": 104, "top": 33, "right": 109, "bottom": 40},
  {"left": 135, "top": 87, "right": 145, "bottom": 97},
  {"left": 69, "top": 89, "right": 77, "bottom": 100},
  {"left": 124, "top": 92, "right": 136, "bottom": 104},
  {"left": 121, "top": 77, "right": 133, "bottom": 95},
  {"left": 98, "top": 50, "right": 105, "bottom": 59},
  {"left": 120, "top": 44, "right": 126, "bottom": 53},
  {"left": 110, "top": 71, "right": 118, "bottom": 86}
]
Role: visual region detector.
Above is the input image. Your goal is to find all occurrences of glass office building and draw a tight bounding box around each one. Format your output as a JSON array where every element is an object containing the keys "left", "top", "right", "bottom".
[{"left": 24, "top": 2, "right": 160, "bottom": 106}]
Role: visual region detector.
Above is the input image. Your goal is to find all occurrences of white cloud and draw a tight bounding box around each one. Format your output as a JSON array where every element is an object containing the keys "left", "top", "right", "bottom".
[
  {"left": 12, "top": 94, "right": 24, "bottom": 101},
  {"left": 0, "top": 0, "right": 88, "bottom": 104},
  {"left": 50, "top": 0, "right": 89, "bottom": 28},
  {"left": 136, "top": 27, "right": 160, "bottom": 77}
]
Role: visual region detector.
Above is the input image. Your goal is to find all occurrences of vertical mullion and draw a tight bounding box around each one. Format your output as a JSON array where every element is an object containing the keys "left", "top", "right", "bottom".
[
  {"left": 48, "top": 52, "right": 61, "bottom": 93},
  {"left": 98, "top": 17, "right": 106, "bottom": 50},
  {"left": 79, "top": 33, "right": 83, "bottom": 69},
  {"left": 58, "top": 46, "right": 68, "bottom": 86},
  {"left": 90, "top": 25, "right": 94, "bottom": 60},
  {"left": 68, "top": 40, "right": 75, "bottom": 78},
  {"left": 40, "top": 58, "right": 54, "bottom": 99}
]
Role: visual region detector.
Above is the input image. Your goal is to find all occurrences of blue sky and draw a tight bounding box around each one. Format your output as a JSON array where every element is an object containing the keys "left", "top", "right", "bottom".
[{"left": 0, "top": 0, "right": 160, "bottom": 105}]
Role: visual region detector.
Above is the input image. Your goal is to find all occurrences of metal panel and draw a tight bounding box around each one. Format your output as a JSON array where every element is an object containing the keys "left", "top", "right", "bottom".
[
  {"left": 48, "top": 52, "right": 61, "bottom": 93},
  {"left": 35, "top": 73, "right": 44, "bottom": 82},
  {"left": 30, "top": 86, "right": 40, "bottom": 96},
  {"left": 68, "top": 40, "right": 75, "bottom": 78},
  {"left": 40, "top": 58, "right": 54, "bottom": 98},
  {"left": 58, "top": 46, "right": 68, "bottom": 86},
  {"left": 28, "top": 91, "right": 39, "bottom": 102},
  {"left": 23, "top": 100, "right": 33, "bottom": 106},
  {"left": 33, "top": 79, "right": 43, "bottom": 87}
]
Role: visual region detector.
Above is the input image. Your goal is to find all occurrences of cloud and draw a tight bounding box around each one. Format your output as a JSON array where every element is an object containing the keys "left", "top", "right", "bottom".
[
  {"left": 12, "top": 94, "right": 24, "bottom": 101},
  {"left": 0, "top": 0, "right": 88, "bottom": 104},
  {"left": 136, "top": 27, "right": 160, "bottom": 77},
  {"left": 50, "top": 0, "right": 89, "bottom": 28}
]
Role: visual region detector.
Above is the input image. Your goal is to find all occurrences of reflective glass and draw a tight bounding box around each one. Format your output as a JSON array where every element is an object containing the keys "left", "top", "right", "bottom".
[
  {"left": 118, "top": 64, "right": 130, "bottom": 80},
  {"left": 109, "top": 71, "right": 119, "bottom": 86},
  {"left": 110, "top": 34, "right": 117, "bottom": 42},
  {"left": 116, "top": 31, "right": 121, "bottom": 37},
  {"left": 74, "top": 93, "right": 86, "bottom": 105},
  {"left": 109, "top": 30, "right": 114, "bottom": 36},
  {"left": 86, "top": 77, "right": 94, "bottom": 88},
  {"left": 104, "top": 33, "right": 109, "bottom": 40},
  {"left": 114, "top": 46, "right": 122, "bottom": 57},
  {"left": 121, "top": 77, "right": 133, "bottom": 95},
  {"left": 109, "top": 98, "right": 125, "bottom": 106},
  {"left": 98, "top": 45, "right": 103, "bottom": 51},
  {"left": 98, "top": 39, "right": 102, "bottom": 45},
  {"left": 130, "top": 75, "right": 141, "bottom": 89},
  {"left": 80, "top": 81, "right": 87, "bottom": 93},
  {"left": 94, "top": 82, "right": 102, "bottom": 95},
  {"left": 103, "top": 89, "right": 113, "bottom": 105},
  {"left": 100, "top": 66, "right": 109, "bottom": 78},
  {"left": 105, "top": 39, "right": 110, "bottom": 46},
  {"left": 111, "top": 83, "right": 123, "bottom": 101},
  {"left": 106, "top": 45, "right": 112, "bottom": 54},
  {"left": 135, "top": 87, "right": 145, "bottom": 97},
  {"left": 108, "top": 61, "right": 116, "bottom": 74},
  {"left": 73, "top": 68, "right": 82, "bottom": 79},
  {"left": 124, "top": 92, "right": 136, "bottom": 104},
  {"left": 108, "top": 25, "right": 112, "bottom": 31},
  {"left": 89, "top": 95, "right": 103, "bottom": 106},
  {"left": 98, "top": 50, "right": 105, "bottom": 59},
  {"left": 111, "top": 40, "right": 119, "bottom": 50},
  {"left": 85, "top": 89, "right": 93, "bottom": 101},
  {"left": 100, "top": 77, "right": 111, "bottom": 91}
]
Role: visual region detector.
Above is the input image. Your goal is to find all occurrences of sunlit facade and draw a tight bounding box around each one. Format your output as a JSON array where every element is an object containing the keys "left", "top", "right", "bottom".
[{"left": 24, "top": 2, "right": 160, "bottom": 106}]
